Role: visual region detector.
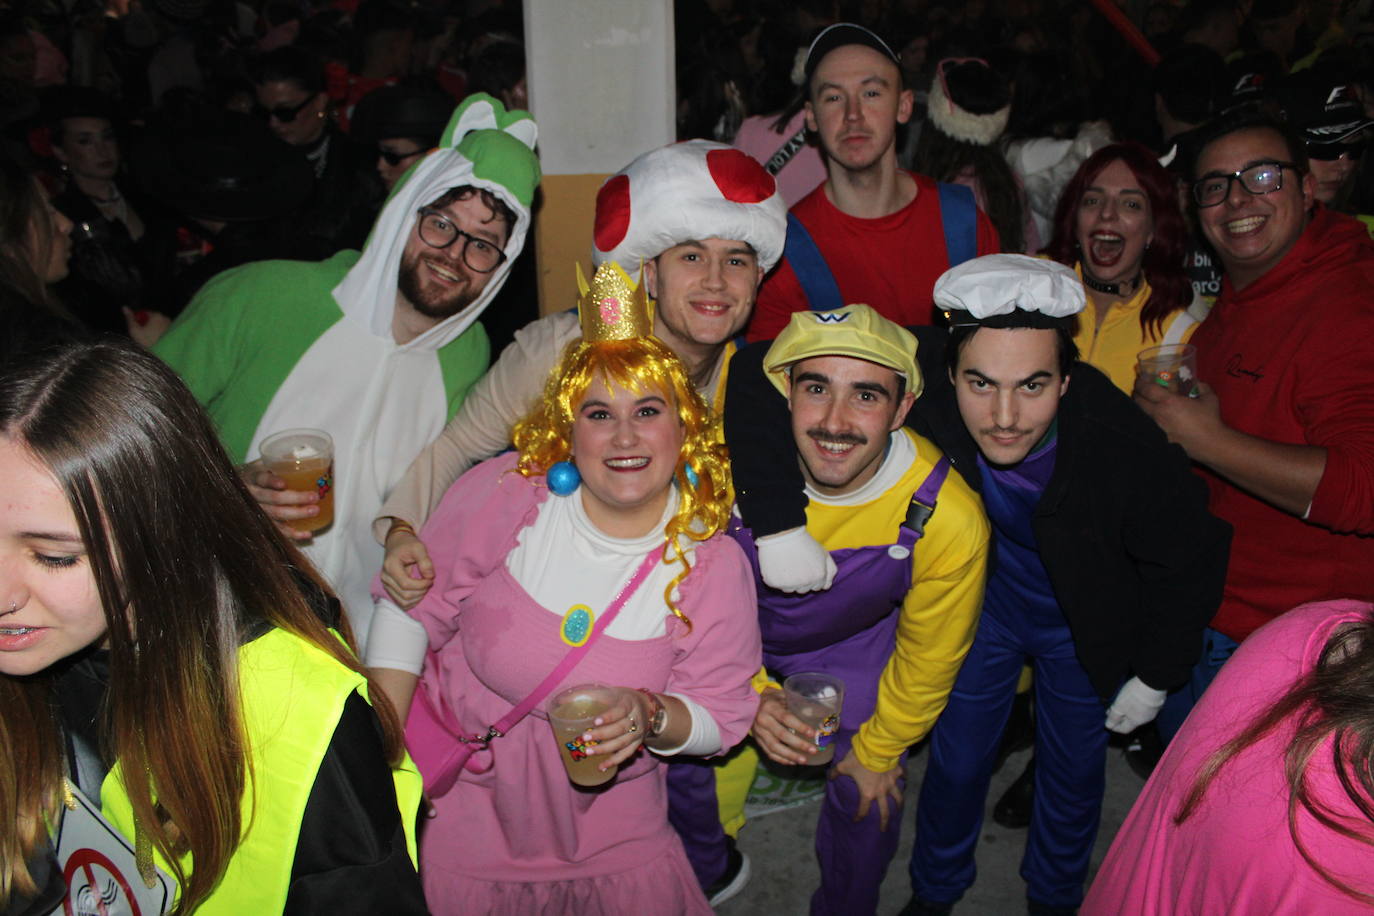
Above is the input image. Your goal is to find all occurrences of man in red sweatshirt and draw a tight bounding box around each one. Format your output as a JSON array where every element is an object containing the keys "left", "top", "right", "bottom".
[{"left": 1136, "top": 110, "right": 1374, "bottom": 736}]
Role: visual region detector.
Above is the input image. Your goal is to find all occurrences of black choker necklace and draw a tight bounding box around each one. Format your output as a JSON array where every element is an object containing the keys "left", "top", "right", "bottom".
[{"left": 1082, "top": 271, "right": 1140, "bottom": 296}]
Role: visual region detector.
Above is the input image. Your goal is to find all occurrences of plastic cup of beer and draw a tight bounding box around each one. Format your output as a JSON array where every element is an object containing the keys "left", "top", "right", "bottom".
[
  {"left": 783, "top": 672, "right": 844, "bottom": 765},
  {"left": 548, "top": 683, "right": 619, "bottom": 787},
  {"left": 259, "top": 428, "right": 334, "bottom": 534},
  {"left": 1137, "top": 344, "right": 1199, "bottom": 398}
]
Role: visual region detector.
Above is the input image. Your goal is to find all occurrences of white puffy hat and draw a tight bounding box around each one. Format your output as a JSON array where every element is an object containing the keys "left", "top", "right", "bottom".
[
  {"left": 592, "top": 139, "right": 788, "bottom": 272},
  {"left": 934, "top": 254, "right": 1085, "bottom": 328}
]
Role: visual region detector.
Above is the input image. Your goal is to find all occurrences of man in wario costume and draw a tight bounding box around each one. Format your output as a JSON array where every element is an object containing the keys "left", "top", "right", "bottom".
[
  {"left": 154, "top": 94, "right": 540, "bottom": 647},
  {"left": 738, "top": 305, "right": 988, "bottom": 915}
]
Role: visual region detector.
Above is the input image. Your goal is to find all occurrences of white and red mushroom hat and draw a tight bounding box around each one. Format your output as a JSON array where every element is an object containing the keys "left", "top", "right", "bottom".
[{"left": 592, "top": 140, "right": 787, "bottom": 272}]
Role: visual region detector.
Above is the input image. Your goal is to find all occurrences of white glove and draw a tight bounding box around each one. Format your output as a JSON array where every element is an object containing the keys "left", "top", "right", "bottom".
[
  {"left": 1105, "top": 676, "right": 1167, "bottom": 734},
  {"left": 756, "top": 526, "right": 837, "bottom": 593}
]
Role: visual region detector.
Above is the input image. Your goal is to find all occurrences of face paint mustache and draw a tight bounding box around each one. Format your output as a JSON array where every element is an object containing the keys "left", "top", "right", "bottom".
[{"left": 807, "top": 429, "right": 868, "bottom": 447}]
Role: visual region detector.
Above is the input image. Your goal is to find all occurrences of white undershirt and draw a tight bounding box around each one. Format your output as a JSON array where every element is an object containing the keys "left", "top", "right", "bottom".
[{"left": 506, "top": 488, "right": 684, "bottom": 640}]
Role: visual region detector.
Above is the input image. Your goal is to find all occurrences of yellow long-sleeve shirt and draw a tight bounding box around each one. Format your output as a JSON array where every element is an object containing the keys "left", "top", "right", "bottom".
[
  {"left": 803, "top": 429, "right": 990, "bottom": 772},
  {"left": 1072, "top": 270, "right": 1199, "bottom": 395}
]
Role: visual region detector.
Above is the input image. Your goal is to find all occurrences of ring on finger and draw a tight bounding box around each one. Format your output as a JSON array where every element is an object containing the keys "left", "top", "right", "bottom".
[{"left": 627, "top": 717, "right": 638, "bottom": 733}]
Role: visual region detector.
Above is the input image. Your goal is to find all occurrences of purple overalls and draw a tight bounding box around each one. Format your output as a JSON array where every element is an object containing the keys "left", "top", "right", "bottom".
[{"left": 667, "top": 457, "right": 950, "bottom": 916}]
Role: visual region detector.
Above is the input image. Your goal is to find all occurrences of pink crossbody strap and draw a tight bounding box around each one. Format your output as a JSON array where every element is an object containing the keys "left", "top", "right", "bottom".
[
  {"left": 426, "top": 547, "right": 662, "bottom": 753},
  {"left": 489, "top": 548, "right": 661, "bottom": 737}
]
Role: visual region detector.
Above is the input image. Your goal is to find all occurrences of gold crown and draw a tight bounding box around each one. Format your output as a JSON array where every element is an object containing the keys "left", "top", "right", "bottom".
[{"left": 576, "top": 261, "right": 653, "bottom": 342}]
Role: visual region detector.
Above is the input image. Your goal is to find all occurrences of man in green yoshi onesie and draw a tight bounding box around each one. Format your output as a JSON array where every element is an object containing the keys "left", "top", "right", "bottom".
[{"left": 154, "top": 94, "right": 539, "bottom": 650}]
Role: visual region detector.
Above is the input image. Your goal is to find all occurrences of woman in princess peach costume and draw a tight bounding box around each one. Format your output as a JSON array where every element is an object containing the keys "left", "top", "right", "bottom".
[{"left": 368, "top": 264, "right": 762, "bottom": 915}]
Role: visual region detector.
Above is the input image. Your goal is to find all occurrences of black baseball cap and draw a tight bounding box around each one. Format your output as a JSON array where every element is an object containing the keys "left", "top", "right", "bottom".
[
  {"left": 803, "top": 23, "right": 901, "bottom": 87},
  {"left": 1276, "top": 80, "right": 1374, "bottom": 146}
]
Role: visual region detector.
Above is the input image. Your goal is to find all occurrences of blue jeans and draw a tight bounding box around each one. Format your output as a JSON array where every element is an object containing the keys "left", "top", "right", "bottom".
[{"left": 1155, "top": 627, "right": 1239, "bottom": 744}]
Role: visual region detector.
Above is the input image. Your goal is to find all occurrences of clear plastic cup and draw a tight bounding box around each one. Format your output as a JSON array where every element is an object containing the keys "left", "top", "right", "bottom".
[
  {"left": 1137, "top": 344, "right": 1199, "bottom": 398},
  {"left": 783, "top": 672, "right": 845, "bottom": 765},
  {"left": 260, "top": 428, "right": 334, "bottom": 533},
  {"left": 547, "top": 683, "right": 619, "bottom": 787}
]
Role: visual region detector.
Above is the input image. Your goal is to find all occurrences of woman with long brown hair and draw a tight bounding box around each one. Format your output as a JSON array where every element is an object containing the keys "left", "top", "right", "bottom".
[
  {"left": 0, "top": 339, "right": 425, "bottom": 915},
  {"left": 1084, "top": 598, "right": 1374, "bottom": 913}
]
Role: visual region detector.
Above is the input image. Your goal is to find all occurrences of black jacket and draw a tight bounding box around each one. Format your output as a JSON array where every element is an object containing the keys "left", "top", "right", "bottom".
[{"left": 725, "top": 327, "right": 1231, "bottom": 701}]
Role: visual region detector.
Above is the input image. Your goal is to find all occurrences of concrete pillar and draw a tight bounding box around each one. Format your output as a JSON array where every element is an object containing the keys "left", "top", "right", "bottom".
[{"left": 523, "top": 0, "right": 675, "bottom": 314}]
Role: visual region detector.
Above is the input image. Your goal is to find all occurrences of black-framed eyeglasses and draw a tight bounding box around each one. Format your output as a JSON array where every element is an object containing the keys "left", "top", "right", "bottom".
[
  {"left": 378, "top": 146, "right": 424, "bottom": 167},
  {"left": 1305, "top": 140, "right": 1366, "bottom": 162},
  {"left": 415, "top": 207, "right": 506, "bottom": 273},
  {"left": 257, "top": 95, "right": 315, "bottom": 124},
  {"left": 1191, "top": 160, "right": 1299, "bottom": 207}
]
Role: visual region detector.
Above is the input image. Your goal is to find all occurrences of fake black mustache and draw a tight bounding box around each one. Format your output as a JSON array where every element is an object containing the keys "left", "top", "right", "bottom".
[{"left": 806, "top": 429, "right": 867, "bottom": 447}]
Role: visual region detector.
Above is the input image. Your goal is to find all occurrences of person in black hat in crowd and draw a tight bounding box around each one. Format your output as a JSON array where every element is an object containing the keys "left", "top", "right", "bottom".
[
  {"left": 724, "top": 254, "right": 1228, "bottom": 916},
  {"left": 1275, "top": 68, "right": 1374, "bottom": 222},
  {"left": 350, "top": 83, "right": 452, "bottom": 192},
  {"left": 44, "top": 86, "right": 176, "bottom": 336},
  {"left": 250, "top": 46, "right": 382, "bottom": 260},
  {"left": 744, "top": 23, "right": 1000, "bottom": 357}
]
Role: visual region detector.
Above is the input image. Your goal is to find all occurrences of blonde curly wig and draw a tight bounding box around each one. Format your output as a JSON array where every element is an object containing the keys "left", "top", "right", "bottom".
[{"left": 511, "top": 337, "right": 733, "bottom": 629}]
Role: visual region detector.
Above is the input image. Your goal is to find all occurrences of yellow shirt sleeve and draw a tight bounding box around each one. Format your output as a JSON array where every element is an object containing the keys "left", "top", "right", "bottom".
[{"left": 849, "top": 461, "right": 990, "bottom": 773}]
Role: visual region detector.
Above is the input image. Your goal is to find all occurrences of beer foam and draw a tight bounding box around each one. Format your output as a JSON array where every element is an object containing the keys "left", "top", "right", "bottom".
[{"left": 290, "top": 444, "right": 322, "bottom": 460}]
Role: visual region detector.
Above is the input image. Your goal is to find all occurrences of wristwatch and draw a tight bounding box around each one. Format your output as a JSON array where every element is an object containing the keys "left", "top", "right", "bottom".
[{"left": 637, "top": 688, "right": 668, "bottom": 738}]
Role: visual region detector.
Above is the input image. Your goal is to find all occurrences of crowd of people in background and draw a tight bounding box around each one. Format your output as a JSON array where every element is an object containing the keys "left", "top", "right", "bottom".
[{"left": 3, "top": 0, "right": 1374, "bottom": 914}]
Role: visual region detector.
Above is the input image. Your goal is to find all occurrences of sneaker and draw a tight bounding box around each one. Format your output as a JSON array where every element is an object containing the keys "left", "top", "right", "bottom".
[
  {"left": 1123, "top": 723, "right": 1163, "bottom": 780},
  {"left": 899, "top": 896, "right": 955, "bottom": 916},
  {"left": 992, "top": 758, "right": 1034, "bottom": 829},
  {"left": 706, "top": 839, "right": 750, "bottom": 908}
]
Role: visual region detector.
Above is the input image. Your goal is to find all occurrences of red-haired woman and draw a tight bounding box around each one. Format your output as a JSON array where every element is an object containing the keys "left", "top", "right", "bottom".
[{"left": 1045, "top": 141, "right": 1202, "bottom": 394}]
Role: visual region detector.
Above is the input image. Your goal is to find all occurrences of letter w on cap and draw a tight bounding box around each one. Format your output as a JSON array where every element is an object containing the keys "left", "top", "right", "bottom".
[{"left": 815, "top": 312, "right": 852, "bottom": 323}]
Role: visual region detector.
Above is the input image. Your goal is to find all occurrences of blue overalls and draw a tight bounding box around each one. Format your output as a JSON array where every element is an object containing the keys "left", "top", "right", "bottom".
[{"left": 909, "top": 437, "right": 1107, "bottom": 910}]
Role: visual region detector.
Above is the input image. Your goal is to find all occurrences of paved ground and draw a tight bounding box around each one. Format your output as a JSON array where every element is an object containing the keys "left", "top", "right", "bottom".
[{"left": 717, "top": 742, "right": 1146, "bottom": 915}]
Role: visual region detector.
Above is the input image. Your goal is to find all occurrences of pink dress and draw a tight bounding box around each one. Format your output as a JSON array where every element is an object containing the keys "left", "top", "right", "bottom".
[
  {"left": 409, "top": 454, "right": 762, "bottom": 915},
  {"left": 1084, "top": 599, "right": 1374, "bottom": 914}
]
